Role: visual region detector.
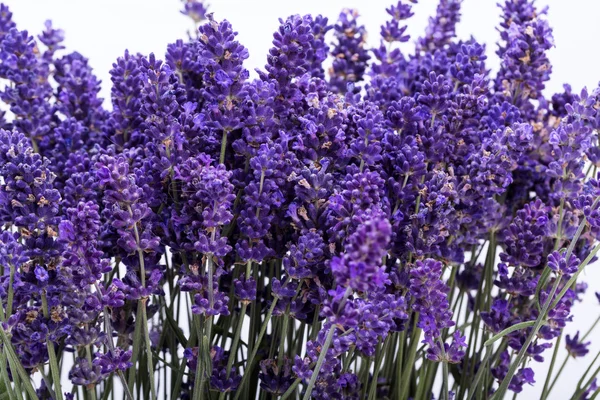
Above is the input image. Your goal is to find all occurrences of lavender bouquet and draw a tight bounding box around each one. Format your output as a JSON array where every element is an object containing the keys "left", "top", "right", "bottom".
[{"left": 0, "top": 0, "right": 599, "bottom": 399}]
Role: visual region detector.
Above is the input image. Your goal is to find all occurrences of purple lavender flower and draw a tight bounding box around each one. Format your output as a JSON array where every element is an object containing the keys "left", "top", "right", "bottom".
[
  {"left": 181, "top": 0, "right": 208, "bottom": 24},
  {"left": 329, "top": 9, "right": 370, "bottom": 94},
  {"left": 566, "top": 332, "right": 591, "bottom": 358},
  {"left": 500, "top": 199, "right": 550, "bottom": 267},
  {"left": 417, "top": 0, "right": 461, "bottom": 52},
  {"left": 409, "top": 259, "right": 456, "bottom": 354},
  {"left": 331, "top": 216, "right": 391, "bottom": 293}
]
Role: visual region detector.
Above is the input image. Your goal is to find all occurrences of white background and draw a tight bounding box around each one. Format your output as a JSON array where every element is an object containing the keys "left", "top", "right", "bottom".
[{"left": 5, "top": 0, "right": 600, "bottom": 398}]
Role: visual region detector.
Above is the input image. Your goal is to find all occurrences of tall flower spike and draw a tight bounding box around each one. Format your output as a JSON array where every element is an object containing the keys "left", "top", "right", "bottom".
[
  {"left": 417, "top": 0, "right": 462, "bottom": 53},
  {"left": 264, "top": 14, "right": 315, "bottom": 87},
  {"left": 198, "top": 15, "right": 249, "bottom": 131},
  {"left": 329, "top": 9, "right": 370, "bottom": 94},
  {"left": 495, "top": 0, "right": 553, "bottom": 111},
  {"left": 331, "top": 216, "right": 391, "bottom": 293}
]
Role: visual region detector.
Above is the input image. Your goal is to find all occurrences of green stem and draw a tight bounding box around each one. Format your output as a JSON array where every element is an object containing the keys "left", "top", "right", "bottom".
[
  {"left": 545, "top": 353, "right": 568, "bottom": 398},
  {"left": 0, "top": 348, "right": 16, "bottom": 400},
  {"left": 468, "top": 345, "right": 492, "bottom": 400},
  {"left": 127, "top": 301, "right": 144, "bottom": 391},
  {"left": 93, "top": 284, "right": 133, "bottom": 400},
  {"left": 192, "top": 316, "right": 205, "bottom": 400},
  {"left": 140, "top": 300, "right": 157, "bottom": 400},
  {"left": 540, "top": 334, "right": 562, "bottom": 400},
  {"left": 126, "top": 205, "right": 157, "bottom": 399},
  {"left": 302, "top": 325, "right": 336, "bottom": 400},
  {"left": 85, "top": 345, "right": 97, "bottom": 400},
  {"left": 483, "top": 321, "right": 537, "bottom": 347},
  {"left": 199, "top": 254, "right": 216, "bottom": 397},
  {"left": 550, "top": 242, "right": 600, "bottom": 311},
  {"left": 279, "top": 378, "right": 302, "bottom": 400},
  {"left": 219, "top": 129, "right": 228, "bottom": 165},
  {"left": 392, "top": 331, "right": 406, "bottom": 399},
  {"left": 492, "top": 278, "right": 561, "bottom": 399},
  {"left": 7, "top": 262, "right": 15, "bottom": 317},
  {"left": 42, "top": 293, "right": 64, "bottom": 400},
  {"left": 0, "top": 327, "right": 38, "bottom": 399},
  {"left": 227, "top": 303, "right": 247, "bottom": 377},
  {"left": 233, "top": 290, "right": 283, "bottom": 400},
  {"left": 582, "top": 315, "right": 600, "bottom": 341},
  {"left": 576, "top": 350, "right": 600, "bottom": 392},
  {"left": 302, "top": 287, "right": 352, "bottom": 400},
  {"left": 399, "top": 316, "right": 421, "bottom": 400},
  {"left": 437, "top": 338, "right": 449, "bottom": 400}
]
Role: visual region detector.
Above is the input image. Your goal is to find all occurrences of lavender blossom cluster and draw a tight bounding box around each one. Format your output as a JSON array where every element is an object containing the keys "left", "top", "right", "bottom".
[{"left": 0, "top": 0, "right": 599, "bottom": 399}]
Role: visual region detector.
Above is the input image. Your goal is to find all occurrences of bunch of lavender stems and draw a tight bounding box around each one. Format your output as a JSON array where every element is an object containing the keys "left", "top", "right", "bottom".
[{"left": 1, "top": 0, "right": 600, "bottom": 399}]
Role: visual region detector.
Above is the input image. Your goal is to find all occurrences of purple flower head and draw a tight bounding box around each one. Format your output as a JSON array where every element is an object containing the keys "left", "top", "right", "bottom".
[
  {"left": 380, "top": 1, "right": 414, "bottom": 43},
  {"left": 426, "top": 330, "right": 467, "bottom": 364},
  {"left": 496, "top": 2, "right": 553, "bottom": 112},
  {"left": 566, "top": 331, "right": 591, "bottom": 358},
  {"left": 500, "top": 199, "right": 550, "bottom": 267},
  {"left": 283, "top": 231, "right": 325, "bottom": 279},
  {"left": 329, "top": 9, "right": 370, "bottom": 94},
  {"left": 418, "top": 0, "right": 462, "bottom": 52},
  {"left": 93, "top": 348, "right": 133, "bottom": 375},
  {"left": 547, "top": 250, "right": 579, "bottom": 277},
  {"left": 331, "top": 216, "right": 391, "bottom": 292},
  {"left": 509, "top": 367, "right": 536, "bottom": 393},
  {"left": 181, "top": 0, "right": 208, "bottom": 23},
  {"left": 258, "top": 358, "right": 295, "bottom": 395},
  {"left": 34, "top": 265, "right": 49, "bottom": 283},
  {"left": 69, "top": 359, "right": 103, "bottom": 386},
  {"left": 410, "top": 259, "right": 455, "bottom": 343},
  {"left": 264, "top": 14, "right": 315, "bottom": 86},
  {"left": 0, "top": 4, "right": 16, "bottom": 40},
  {"left": 234, "top": 276, "right": 256, "bottom": 304}
]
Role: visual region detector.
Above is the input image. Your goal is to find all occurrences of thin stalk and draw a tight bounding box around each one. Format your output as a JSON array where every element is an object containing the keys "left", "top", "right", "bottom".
[
  {"left": 141, "top": 300, "right": 157, "bottom": 400},
  {"left": 279, "top": 378, "right": 302, "bottom": 400},
  {"left": 93, "top": 283, "right": 133, "bottom": 400},
  {"left": 540, "top": 334, "right": 562, "bottom": 399},
  {"left": 414, "top": 361, "right": 429, "bottom": 400},
  {"left": 191, "top": 316, "right": 205, "bottom": 400},
  {"left": 492, "top": 277, "right": 561, "bottom": 399},
  {"left": 582, "top": 315, "right": 600, "bottom": 341},
  {"left": 302, "top": 287, "right": 352, "bottom": 400},
  {"left": 199, "top": 253, "right": 216, "bottom": 398},
  {"left": 483, "top": 321, "right": 537, "bottom": 346},
  {"left": 0, "top": 348, "right": 16, "bottom": 400},
  {"left": 399, "top": 317, "right": 421, "bottom": 400},
  {"left": 171, "top": 321, "right": 198, "bottom": 400},
  {"left": 127, "top": 302, "right": 144, "bottom": 391},
  {"left": 576, "top": 350, "right": 600, "bottom": 392},
  {"left": 573, "top": 362, "right": 600, "bottom": 399},
  {"left": 309, "top": 305, "right": 321, "bottom": 341},
  {"left": 85, "top": 344, "right": 97, "bottom": 400},
  {"left": 278, "top": 313, "right": 290, "bottom": 366},
  {"left": 437, "top": 338, "right": 449, "bottom": 400},
  {"left": 42, "top": 293, "right": 64, "bottom": 400},
  {"left": 127, "top": 205, "right": 156, "bottom": 399},
  {"left": 0, "top": 327, "right": 38, "bottom": 399},
  {"left": 468, "top": 345, "right": 492, "bottom": 400},
  {"left": 302, "top": 325, "right": 336, "bottom": 400},
  {"left": 545, "top": 354, "right": 568, "bottom": 397},
  {"left": 233, "top": 288, "right": 285, "bottom": 400},
  {"left": 219, "top": 129, "right": 228, "bottom": 165},
  {"left": 7, "top": 262, "right": 15, "bottom": 316},
  {"left": 392, "top": 330, "right": 406, "bottom": 399},
  {"left": 225, "top": 303, "right": 247, "bottom": 378},
  {"left": 359, "top": 355, "right": 372, "bottom": 398}
]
